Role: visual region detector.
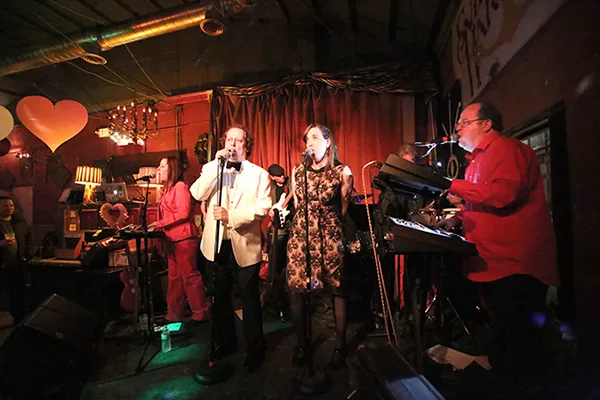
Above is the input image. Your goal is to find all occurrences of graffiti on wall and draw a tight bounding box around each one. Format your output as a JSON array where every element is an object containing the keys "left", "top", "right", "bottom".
[{"left": 453, "top": 0, "right": 568, "bottom": 103}]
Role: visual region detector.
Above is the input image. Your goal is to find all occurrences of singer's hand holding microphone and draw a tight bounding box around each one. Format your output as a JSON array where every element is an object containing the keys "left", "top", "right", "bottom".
[{"left": 216, "top": 148, "right": 237, "bottom": 161}]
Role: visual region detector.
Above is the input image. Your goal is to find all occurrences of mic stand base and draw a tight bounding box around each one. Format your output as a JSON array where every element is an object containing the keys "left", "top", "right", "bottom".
[
  {"left": 296, "top": 370, "right": 331, "bottom": 396},
  {"left": 135, "top": 331, "right": 160, "bottom": 373},
  {"left": 193, "top": 361, "right": 234, "bottom": 386}
]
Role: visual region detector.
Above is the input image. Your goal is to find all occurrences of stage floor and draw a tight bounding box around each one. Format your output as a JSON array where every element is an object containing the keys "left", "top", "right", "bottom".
[
  {"left": 82, "top": 305, "right": 359, "bottom": 400},
  {"left": 0, "top": 296, "right": 590, "bottom": 400}
]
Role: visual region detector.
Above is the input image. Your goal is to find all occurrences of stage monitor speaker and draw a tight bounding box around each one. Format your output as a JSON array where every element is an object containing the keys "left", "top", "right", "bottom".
[
  {"left": 352, "top": 342, "right": 444, "bottom": 400},
  {"left": 0, "top": 294, "right": 103, "bottom": 399}
]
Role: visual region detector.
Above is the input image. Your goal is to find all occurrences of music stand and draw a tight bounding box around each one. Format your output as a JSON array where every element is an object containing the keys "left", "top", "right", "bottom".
[
  {"left": 194, "top": 158, "right": 234, "bottom": 385},
  {"left": 296, "top": 154, "right": 330, "bottom": 396},
  {"left": 135, "top": 179, "right": 160, "bottom": 373}
]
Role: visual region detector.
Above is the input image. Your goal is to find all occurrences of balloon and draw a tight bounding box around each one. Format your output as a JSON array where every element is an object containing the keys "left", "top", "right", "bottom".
[
  {"left": 0, "top": 138, "right": 10, "bottom": 157},
  {"left": 0, "top": 105, "right": 14, "bottom": 141},
  {"left": 16, "top": 96, "right": 88, "bottom": 152}
]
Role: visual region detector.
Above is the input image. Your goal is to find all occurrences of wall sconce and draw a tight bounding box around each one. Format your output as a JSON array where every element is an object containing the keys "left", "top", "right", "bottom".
[
  {"left": 15, "top": 151, "right": 33, "bottom": 178},
  {"left": 75, "top": 166, "right": 102, "bottom": 204}
]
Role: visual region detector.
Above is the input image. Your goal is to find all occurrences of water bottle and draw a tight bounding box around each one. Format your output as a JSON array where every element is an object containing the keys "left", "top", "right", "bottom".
[{"left": 161, "top": 325, "right": 171, "bottom": 353}]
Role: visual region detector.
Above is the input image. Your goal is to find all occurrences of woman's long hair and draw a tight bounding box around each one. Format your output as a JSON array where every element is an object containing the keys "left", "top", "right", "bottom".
[
  {"left": 302, "top": 123, "right": 340, "bottom": 168},
  {"left": 164, "top": 156, "right": 183, "bottom": 190}
]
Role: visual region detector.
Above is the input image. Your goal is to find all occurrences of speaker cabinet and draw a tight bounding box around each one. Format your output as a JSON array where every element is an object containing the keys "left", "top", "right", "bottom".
[
  {"left": 352, "top": 341, "right": 443, "bottom": 400},
  {"left": 0, "top": 294, "right": 103, "bottom": 398}
]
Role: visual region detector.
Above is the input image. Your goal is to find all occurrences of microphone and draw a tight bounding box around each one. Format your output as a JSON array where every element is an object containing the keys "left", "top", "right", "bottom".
[
  {"left": 301, "top": 149, "right": 313, "bottom": 157},
  {"left": 135, "top": 174, "right": 155, "bottom": 182},
  {"left": 414, "top": 134, "right": 458, "bottom": 146},
  {"left": 218, "top": 148, "right": 237, "bottom": 159}
]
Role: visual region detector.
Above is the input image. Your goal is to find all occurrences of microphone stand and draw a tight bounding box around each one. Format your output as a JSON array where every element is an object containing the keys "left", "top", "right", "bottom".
[
  {"left": 297, "top": 154, "right": 330, "bottom": 396},
  {"left": 136, "top": 179, "right": 159, "bottom": 373},
  {"left": 194, "top": 157, "right": 234, "bottom": 385},
  {"left": 413, "top": 143, "right": 438, "bottom": 164}
]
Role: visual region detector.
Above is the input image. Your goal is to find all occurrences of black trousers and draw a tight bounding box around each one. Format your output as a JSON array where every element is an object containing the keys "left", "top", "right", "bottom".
[
  {"left": 267, "top": 234, "right": 288, "bottom": 283},
  {"left": 209, "top": 240, "right": 265, "bottom": 356},
  {"left": 478, "top": 274, "right": 548, "bottom": 378},
  {"left": 0, "top": 266, "right": 27, "bottom": 324}
]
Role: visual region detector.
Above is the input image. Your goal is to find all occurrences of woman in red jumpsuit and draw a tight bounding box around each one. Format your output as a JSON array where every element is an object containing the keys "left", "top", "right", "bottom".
[{"left": 152, "top": 156, "right": 209, "bottom": 322}]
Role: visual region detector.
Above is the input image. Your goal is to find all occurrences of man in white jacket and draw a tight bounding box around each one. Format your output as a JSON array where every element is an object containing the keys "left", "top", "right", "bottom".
[{"left": 190, "top": 124, "right": 272, "bottom": 372}]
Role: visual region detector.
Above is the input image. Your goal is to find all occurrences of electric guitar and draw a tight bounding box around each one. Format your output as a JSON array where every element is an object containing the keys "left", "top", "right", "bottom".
[{"left": 272, "top": 191, "right": 293, "bottom": 229}]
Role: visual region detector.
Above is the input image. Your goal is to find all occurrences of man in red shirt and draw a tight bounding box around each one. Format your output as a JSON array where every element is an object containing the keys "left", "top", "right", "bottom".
[{"left": 437, "top": 102, "right": 558, "bottom": 379}]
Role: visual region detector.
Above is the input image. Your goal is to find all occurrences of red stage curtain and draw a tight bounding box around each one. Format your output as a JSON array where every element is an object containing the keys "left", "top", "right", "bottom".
[{"left": 212, "top": 84, "right": 414, "bottom": 194}]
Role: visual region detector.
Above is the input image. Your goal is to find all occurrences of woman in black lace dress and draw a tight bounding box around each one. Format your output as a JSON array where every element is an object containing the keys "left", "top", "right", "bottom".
[{"left": 286, "top": 124, "right": 354, "bottom": 369}]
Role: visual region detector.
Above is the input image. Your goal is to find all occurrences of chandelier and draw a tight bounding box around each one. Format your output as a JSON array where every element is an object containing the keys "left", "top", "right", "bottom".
[{"left": 108, "top": 101, "right": 159, "bottom": 146}]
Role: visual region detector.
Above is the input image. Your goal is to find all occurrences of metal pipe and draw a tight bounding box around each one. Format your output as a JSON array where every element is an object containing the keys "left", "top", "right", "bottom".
[{"left": 0, "top": 3, "right": 214, "bottom": 76}]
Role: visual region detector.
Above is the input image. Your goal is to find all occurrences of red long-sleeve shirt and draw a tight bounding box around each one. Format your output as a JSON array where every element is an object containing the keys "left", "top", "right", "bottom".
[
  {"left": 450, "top": 132, "right": 559, "bottom": 286},
  {"left": 156, "top": 181, "right": 197, "bottom": 242}
]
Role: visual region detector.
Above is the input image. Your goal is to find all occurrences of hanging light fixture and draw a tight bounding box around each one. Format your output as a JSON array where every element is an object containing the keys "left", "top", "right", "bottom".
[{"left": 108, "top": 101, "right": 159, "bottom": 146}]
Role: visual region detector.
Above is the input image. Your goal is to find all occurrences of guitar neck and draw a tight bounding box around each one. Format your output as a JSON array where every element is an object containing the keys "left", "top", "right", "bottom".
[{"left": 280, "top": 190, "right": 294, "bottom": 209}]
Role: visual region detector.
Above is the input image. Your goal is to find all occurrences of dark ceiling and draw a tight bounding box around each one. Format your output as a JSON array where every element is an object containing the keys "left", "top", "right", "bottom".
[{"left": 0, "top": 0, "right": 446, "bottom": 112}]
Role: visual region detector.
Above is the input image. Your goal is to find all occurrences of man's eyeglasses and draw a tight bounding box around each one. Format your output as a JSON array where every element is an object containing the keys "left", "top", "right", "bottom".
[{"left": 456, "top": 118, "right": 487, "bottom": 128}]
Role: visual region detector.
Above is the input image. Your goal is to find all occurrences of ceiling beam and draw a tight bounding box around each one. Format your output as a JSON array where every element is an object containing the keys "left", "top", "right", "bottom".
[
  {"left": 33, "top": 0, "right": 87, "bottom": 30},
  {"left": 387, "top": 0, "right": 399, "bottom": 42},
  {"left": 425, "top": 0, "right": 453, "bottom": 52},
  {"left": 74, "top": 0, "right": 115, "bottom": 24},
  {"left": 0, "top": 25, "right": 24, "bottom": 45},
  {"left": 275, "top": 0, "right": 291, "bottom": 24},
  {"left": 8, "top": 75, "right": 58, "bottom": 102},
  {"left": 408, "top": 0, "right": 416, "bottom": 50},
  {"left": 58, "top": 64, "right": 106, "bottom": 113},
  {"left": 296, "top": 0, "right": 360, "bottom": 65},
  {"left": 0, "top": 88, "right": 26, "bottom": 98},
  {"left": 148, "top": 0, "right": 165, "bottom": 12},
  {"left": 346, "top": 0, "right": 359, "bottom": 36},
  {"left": 309, "top": 0, "right": 328, "bottom": 68},
  {"left": 1, "top": 6, "right": 62, "bottom": 38},
  {"left": 111, "top": 0, "right": 140, "bottom": 19}
]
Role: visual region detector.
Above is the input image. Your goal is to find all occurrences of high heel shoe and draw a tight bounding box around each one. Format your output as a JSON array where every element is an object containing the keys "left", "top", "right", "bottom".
[
  {"left": 292, "top": 346, "right": 308, "bottom": 366},
  {"left": 328, "top": 347, "right": 347, "bottom": 370}
]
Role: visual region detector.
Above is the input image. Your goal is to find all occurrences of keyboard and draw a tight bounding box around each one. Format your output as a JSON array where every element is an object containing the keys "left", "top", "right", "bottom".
[
  {"left": 386, "top": 217, "right": 477, "bottom": 255},
  {"left": 374, "top": 154, "right": 451, "bottom": 196},
  {"left": 118, "top": 226, "right": 161, "bottom": 239}
]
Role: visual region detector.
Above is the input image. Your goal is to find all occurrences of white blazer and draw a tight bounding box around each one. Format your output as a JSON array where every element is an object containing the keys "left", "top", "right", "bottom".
[{"left": 190, "top": 159, "right": 272, "bottom": 267}]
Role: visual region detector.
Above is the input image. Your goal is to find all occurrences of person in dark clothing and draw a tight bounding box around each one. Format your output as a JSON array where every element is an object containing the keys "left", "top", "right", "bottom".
[
  {"left": 267, "top": 163, "right": 294, "bottom": 279},
  {"left": 262, "top": 164, "right": 293, "bottom": 319},
  {"left": 0, "top": 196, "right": 34, "bottom": 325}
]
